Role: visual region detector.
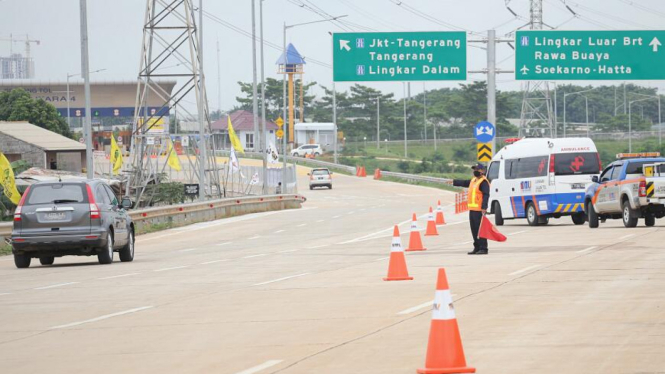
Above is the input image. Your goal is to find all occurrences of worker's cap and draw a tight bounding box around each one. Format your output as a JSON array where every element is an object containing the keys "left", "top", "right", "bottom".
[{"left": 471, "top": 163, "right": 487, "bottom": 171}]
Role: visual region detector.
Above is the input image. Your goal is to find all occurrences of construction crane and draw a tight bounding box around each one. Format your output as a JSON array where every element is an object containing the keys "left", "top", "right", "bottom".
[{"left": 0, "top": 34, "right": 41, "bottom": 78}]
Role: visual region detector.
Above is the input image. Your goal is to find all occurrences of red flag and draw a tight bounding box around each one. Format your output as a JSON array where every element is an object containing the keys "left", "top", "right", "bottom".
[{"left": 479, "top": 215, "right": 507, "bottom": 242}]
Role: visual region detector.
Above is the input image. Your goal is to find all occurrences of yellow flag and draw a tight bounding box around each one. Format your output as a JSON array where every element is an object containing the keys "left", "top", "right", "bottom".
[
  {"left": 228, "top": 116, "right": 245, "bottom": 154},
  {"left": 0, "top": 152, "right": 21, "bottom": 205},
  {"left": 167, "top": 140, "right": 182, "bottom": 171},
  {"left": 110, "top": 135, "right": 123, "bottom": 174}
]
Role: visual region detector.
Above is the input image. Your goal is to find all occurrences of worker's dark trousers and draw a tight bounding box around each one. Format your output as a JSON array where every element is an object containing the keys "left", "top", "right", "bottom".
[{"left": 469, "top": 210, "right": 488, "bottom": 251}]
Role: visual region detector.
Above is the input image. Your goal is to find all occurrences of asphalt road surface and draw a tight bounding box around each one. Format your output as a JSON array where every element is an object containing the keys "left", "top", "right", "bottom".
[{"left": 1, "top": 170, "right": 664, "bottom": 374}]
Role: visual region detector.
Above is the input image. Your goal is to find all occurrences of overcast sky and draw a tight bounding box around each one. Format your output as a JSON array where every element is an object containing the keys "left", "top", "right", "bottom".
[{"left": 1, "top": 0, "right": 665, "bottom": 113}]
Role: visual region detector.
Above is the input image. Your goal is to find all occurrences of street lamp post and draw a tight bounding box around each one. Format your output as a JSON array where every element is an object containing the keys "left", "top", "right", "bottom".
[
  {"left": 631, "top": 92, "right": 662, "bottom": 147},
  {"left": 563, "top": 88, "right": 594, "bottom": 138},
  {"left": 629, "top": 97, "right": 653, "bottom": 152},
  {"left": 66, "top": 68, "right": 106, "bottom": 130}
]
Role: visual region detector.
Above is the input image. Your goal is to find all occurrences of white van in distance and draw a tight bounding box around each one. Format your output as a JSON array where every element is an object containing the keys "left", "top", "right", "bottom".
[{"left": 487, "top": 137, "right": 601, "bottom": 226}]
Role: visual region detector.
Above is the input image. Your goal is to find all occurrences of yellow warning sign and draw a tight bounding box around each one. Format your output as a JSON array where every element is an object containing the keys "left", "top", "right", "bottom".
[
  {"left": 477, "top": 143, "right": 492, "bottom": 162},
  {"left": 275, "top": 117, "right": 284, "bottom": 128},
  {"left": 276, "top": 129, "right": 284, "bottom": 139}
]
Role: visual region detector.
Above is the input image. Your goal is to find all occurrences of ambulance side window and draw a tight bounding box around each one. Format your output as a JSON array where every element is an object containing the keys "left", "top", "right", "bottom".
[{"left": 487, "top": 161, "right": 500, "bottom": 182}]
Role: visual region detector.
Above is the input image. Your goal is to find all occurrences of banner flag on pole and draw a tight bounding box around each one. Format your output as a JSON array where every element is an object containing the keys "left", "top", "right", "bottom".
[
  {"left": 110, "top": 135, "right": 123, "bottom": 174},
  {"left": 267, "top": 142, "right": 280, "bottom": 164},
  {"left": 228, "top": 116, "right": 245, "bottom": 154},
  {"left": 167, "top": 139, "right": 182, "bottom": 171},
  {"left": 0, "top": 152, "right": 22, "bottom": 205}
]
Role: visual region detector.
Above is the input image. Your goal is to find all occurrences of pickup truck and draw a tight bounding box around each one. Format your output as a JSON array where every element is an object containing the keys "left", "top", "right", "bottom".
[{"left": 585, "top": 156, "right": 665, "bottom": 228}]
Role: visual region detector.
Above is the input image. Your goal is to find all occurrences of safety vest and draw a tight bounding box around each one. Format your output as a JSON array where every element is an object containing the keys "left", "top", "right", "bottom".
[{"left": 467, "top": 176, "right": 488, "bottom": 211}]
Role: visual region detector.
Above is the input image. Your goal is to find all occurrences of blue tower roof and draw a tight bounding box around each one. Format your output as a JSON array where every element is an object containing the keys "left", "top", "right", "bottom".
[{"left": 276, "top": 43, "right": 306, "bottom": 65}]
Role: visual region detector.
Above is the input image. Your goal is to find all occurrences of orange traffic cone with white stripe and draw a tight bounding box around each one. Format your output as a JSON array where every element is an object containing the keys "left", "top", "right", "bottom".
[
  {"left": 435, "top": 200, "right": 446, "bottom": 226},
  {"left": 425, "top": 207, "right": 439, "bottom": 236},
  {"left": 406, "top": 213, "right": 427, "bottom": 252},
  {"left": 383, "top": 225, "right": 413, "bottom": 281},
  {"left": 417, "top": 268, "right": 475, "bottom": 374}
]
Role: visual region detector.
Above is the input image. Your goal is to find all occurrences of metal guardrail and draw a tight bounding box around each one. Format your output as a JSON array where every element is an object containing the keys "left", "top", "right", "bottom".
[
  {"left": 380, "top": 171, "right": 453, "bottom": 185},
  {"left": 0, "top": 194, "right": 306, "bottom": 239}
]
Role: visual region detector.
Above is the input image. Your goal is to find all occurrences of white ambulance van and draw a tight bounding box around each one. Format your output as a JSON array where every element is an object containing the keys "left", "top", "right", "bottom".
[{"left": 487, "top": 137, "right": 601, "bottom": 226}]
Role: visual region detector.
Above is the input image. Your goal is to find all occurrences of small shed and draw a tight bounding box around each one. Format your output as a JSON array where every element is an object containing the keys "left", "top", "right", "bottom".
[
  {"left": 0, "top": 121, "right": 86, "bottom": 172},
  {"left": 294, "top": 123, "right": 335, "bottom": 150},
  {"left": 210, "top": 110, "right": 278, "bottom": 151}
]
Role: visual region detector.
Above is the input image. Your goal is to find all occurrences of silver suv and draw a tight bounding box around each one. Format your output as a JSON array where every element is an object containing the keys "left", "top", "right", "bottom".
[{"left": 11, "top": 180, "right": 135, "bottom": 268}]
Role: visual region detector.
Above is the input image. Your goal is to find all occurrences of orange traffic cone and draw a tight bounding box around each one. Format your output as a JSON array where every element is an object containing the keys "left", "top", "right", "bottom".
[
  {"left": 374, "top": 168, "right": 382, "bottom": 180},
  {"left": 360, "top": 166, "right": 367, "bottom": 177},
  {"left": 356, "top": 166, "right": 361, "bottom": 177},
  {"left": 406, "top": 213, "right": 427, "bottom": 252},
  {"left": 425, "top": 207, "right": 439, "bottom": 236},
  {"left": 436, "top": 200, "right": 446, "bottom": 226},
  {"left": 417, "top": 268, "right": 475, "bottom": 374},
  {"left": 383, "top": 226, "right": 413, "bottom": 281}
]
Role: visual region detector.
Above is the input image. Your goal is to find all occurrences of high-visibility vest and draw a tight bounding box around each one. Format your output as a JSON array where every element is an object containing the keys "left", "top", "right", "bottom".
[{"left": 467, "top": 176, "right": 488, "bottom": 211}]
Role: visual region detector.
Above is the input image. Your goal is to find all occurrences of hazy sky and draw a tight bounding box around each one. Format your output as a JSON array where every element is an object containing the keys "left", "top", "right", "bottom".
[{"left": 1, "top": 0, "right": 665, "bottom": 113}]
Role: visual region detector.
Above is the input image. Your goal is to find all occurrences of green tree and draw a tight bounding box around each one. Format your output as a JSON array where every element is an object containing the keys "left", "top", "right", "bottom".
[
  {"left": 236, "top": 78, "right": 317, "bottom": 122},
  {"left": 0, "top": 89, "right": 72, "bottom": 138}
]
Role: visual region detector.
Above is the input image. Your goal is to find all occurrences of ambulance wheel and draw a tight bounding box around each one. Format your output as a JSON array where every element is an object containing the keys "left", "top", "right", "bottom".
[
  {"left": 493, "top": 202, "right": 504, "bottom": 226},
  {"left": 526, "top": 202, "right": 540, "bottom": 226},
  {"left": 587, "top": 202, "right": 599, "bottom": 229}
]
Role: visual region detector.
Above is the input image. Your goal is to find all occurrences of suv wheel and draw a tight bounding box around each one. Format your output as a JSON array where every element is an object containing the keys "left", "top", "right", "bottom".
[
  {"left": 622, "top": 200, "right": 638, "bottom": 228},
  {"left": 119, "top": 229, "right": 135, "bottom": 262},
  {"left": 526, "top": 202, "right": 539, "bottom": 226},
  {"left": 98, "top": 232, "right": 114, "bottom": 265},
  {"left": 587, "top": 202, "right": 599, "bottom": 228},
  {"left": 14, "top": 253, "right": 31, "bottom": 269},
  {"left": 493, "top": 202, "right": 504, "bottom": 226},
  {"left": 39, "top": 256, "right": 55, "bottom": 265}
]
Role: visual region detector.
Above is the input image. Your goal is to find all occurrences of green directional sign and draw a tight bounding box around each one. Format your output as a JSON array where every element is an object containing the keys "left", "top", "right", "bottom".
[
  {"left": 516, "top": 30, "right": 665, "bottom": 80},
  {"left": 333, "top": 32, "right": 467, "bottom": 82}
]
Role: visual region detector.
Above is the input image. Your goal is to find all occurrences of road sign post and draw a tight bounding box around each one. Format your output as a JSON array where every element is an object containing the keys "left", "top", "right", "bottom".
[
  {"left": 333, "top": 32, "right": 467, "bottom": 82},
  {"left": 516, "top": 30, "right": 665, "bottom": 80}
]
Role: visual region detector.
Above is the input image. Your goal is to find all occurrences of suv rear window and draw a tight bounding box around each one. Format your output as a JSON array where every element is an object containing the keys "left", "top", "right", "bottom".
[
  {"left": 626, "top": 161, "right": 662, "bottom": 176},
  {"left": 312, "top": 169, "right": 329, "bottom": 176},
  {"left": 27, "top": 184, "right": 86, "bottom": 205},
  {"left": 554, "top": 152, "right": 600, "bottom": 176}
]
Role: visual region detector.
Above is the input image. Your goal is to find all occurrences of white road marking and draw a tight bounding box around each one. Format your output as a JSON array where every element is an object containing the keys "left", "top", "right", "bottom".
[
  {"left": 34, "top": 282, "right": 79, "bottom": 290},
  {"left": 307, "top": 244, "right": 329, "bottom": 249},
  {"left": 509, "top": 265, "right": 541, "bottom": 276},
  {"left": 332, "top": 215, "right": 342, "bottom": 219},
  {"left": 397, "top": 301, "right": 433, "bottom": 315},
  {"left": 619, "top": 233, "right": 636, "bottom": 240},
  {"left": 200, "top": 259, "right": 230, "bottom": 265},
  {"left": 248, "top": 235, "right": 261, "bottom": 240},
  {"left": 50, "top": 306, "right": 153, "bottom": 330},
  {"left": 509, "top": 230, "right": 528, "bottom": 236},
  {"left": 348, "top": 211, "right": 355, "bottom": 215},
  {"left": 0, "top": 293, "right": 12, "bottom": 296},
  {"left": 375, "top": 256, "right": 389, "bottom": 261},
  {"left": 98, "top": 273, "right": 140, "bottom": 280},
  {"left": 274, "top": 230, "right": 285, "bottom": 234},
  {"left": 278, "top": 249, "right": 299, "bottom": 253},
  {"left": 179, "top": 248, "right": 199, "bottom": 252},
  {"left": 243, "top": 254, "right": 268, "bottom": 259},
  {"left": 217, "top": 242, "right": 232, "bottom": 247},
  {"left": 316, "top": 219, "right": 325, "bottom": 223},
  {"left": 340, "top": 218, "right": 468, "bottom": 245},
  {"left": 359, "top": 208, "right": 366, "bottom": 212},
  {"left": 234, "top": 360, "right": 283, "bottom": 374},
  {"left": 254, "top": 273, "right": 310, "bottom": 286},
  {"left": 576, "top": 246, "right": 597, "bottom": 254},
  {"left": 296, "top": 223, "right": 307, "bottom": 227},
  {"left": 154, "top": 266, "right": 188, "bottom": 272}
]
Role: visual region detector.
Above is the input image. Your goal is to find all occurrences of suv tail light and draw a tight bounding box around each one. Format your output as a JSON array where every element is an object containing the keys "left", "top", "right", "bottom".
[
  {"left": 13, "top": 186, "right": 30, "bottom": 222},
  {"left": 639, "top": 180, "right": 647, "bottom": 197},
  {"left": 549, "top": 154, "right": 555, "bottom": 173},
  {"left": 85, "top": 184, "right": 101, "bottom": 219}
]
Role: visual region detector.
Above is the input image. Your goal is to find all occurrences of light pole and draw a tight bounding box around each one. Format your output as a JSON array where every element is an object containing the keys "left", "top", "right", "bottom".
[
  {"left": 403, "top": 82, "right": 407, "bottom": 158},
  {"left": 629, "top": 97, "right": 652, "bottom": 152},
  {"left": 66, "top": 68, "right": 106, "bottom": 130},
  {"left": 363, "top": 136, "right": 367, "bottom": 148},
  {"left": 281, "top": 16, "right": 346, "bottom": 192},
  {"left": 79, "top": 0, "right": 94, "bottom": 179},
  {"left": 584, "top": 95, "right": 589, "bottom": 137},
  {"left": 630, "top": 92, "right": 662, "bottom": 147},
  {"left": 259, "top": 0, "right": 267, "bottom": 194},
  {"left": 563, "top": 88, "right": 594, "bottom": 138}
]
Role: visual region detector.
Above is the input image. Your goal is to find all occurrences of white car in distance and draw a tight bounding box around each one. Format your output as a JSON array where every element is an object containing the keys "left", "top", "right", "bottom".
[
  {"left": 291, "top": 144, "right": 323, "bottom": 157},
  {"left": 308, "top": 168, "right": 333, "bottom": 190}
]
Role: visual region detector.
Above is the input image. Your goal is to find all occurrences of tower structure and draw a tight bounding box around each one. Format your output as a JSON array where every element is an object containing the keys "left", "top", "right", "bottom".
[
  {"left": 277, "top": 43, "right": 305, "bottom": 146},
  {"left": 127, "top": 0, "right": 220, "bottom": 204},
  {"left": 518, "top": 0, "right": 555, "bottom": 138}
]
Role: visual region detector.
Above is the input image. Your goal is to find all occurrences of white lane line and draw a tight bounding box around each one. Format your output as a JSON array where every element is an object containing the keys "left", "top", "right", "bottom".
[
  {"left": 248, "top": 235, "right": 261, "bottom": 240},
  {"left": 619, "top": 233, "right": 636, "bottom": 240},
  {"left": 97, "top": 273, "right": 140, "bottom": 280},
  {"left": 316, "top": 219, "right": 325, "bottom": 223},
  {"left": 375, "top": 256, "right": 389, "bottom": 261},
  {"left": 50, "top": 306, "right": 153, "bottom": 330},
  {"left": 217, "top": 242, "right": 232, "bottom": 247},
  {"left": 179, "top": 248, "right": 200, "bottom": 252},
  {"left": 0, "top": 293, "right": 12, "bottom": 296},
  {"left": 509, "top": 230, "right": 528, "bottom": 236},
  {"left": 307, "top": 244, "right": 329, "bottom": 249},
  {"left": 154, "top": 266, "right": 188, "bottom": 272},
  {"left": 340, "top": 218, "right": 468, "bottom": 245},
  {"left": 332, "top": 215, "right": 342, "bottom": 219},
  {"left": 359, "top": 208, "right": 366, "bottom": 212},
  {"left": 234, "top": 360, "right": 283, "bottom": 374},
  {"left": 509, "top": 265, "right": 541, "bottom": 276},
  {"left": 34, "top": 282, "right": 79, "bottom": 290},
  {"left": 397, "top": 301, "right": 433, "bottom": 315},
  {"left": 347, "top": 211, "right": 355, "bottom": 215},
  {"left": 296, "top": 223, "right": 307, "bottom": 227},
  {"left": 576, "top": 246, "right": 597, "bottom": 254},
  {"left": 274, "top": 230, "right": 286, "bottom": 234},
  {"left": 243, "top": 254, "right": 268, "bottom": 259},
  {"left": 200, "top": 259, "right": 230, "bottom": 265},
  {"left": 278, "top": 249, "right": 299, "bottom": 253},
  {"left": 253, "top": 273, "right": 310, "bottom": 286}
]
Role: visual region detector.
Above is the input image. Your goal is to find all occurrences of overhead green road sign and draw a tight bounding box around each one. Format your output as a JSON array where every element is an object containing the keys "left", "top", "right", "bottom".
[
  {"left": 333, "top": 32, "right": 467, "bottom": 82},
  {"left": 516, "top": 30, "right": 665, "bottom": 81}
]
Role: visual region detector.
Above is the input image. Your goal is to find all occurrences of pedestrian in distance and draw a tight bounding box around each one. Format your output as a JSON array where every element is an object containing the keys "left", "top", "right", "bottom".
[
  {"left": 276, "top": 182, "right": 282, "bottom": 195},
  {"left": 453, "top": 163, "right": 491, "bottom": 255}
]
